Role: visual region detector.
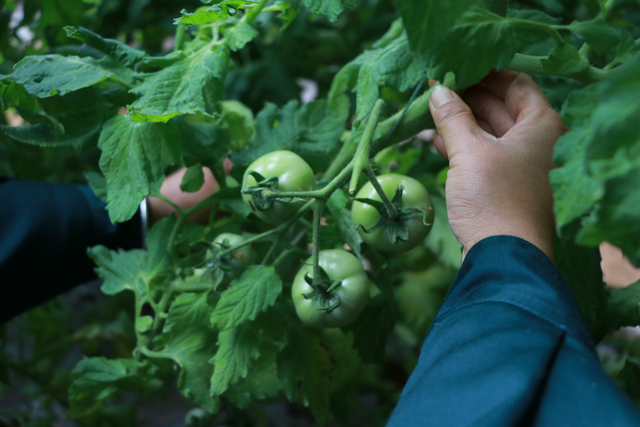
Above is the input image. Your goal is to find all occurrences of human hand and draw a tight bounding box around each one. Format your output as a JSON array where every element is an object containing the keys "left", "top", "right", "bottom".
[
  {"left": 429, "top": 71, "right": 568, "bottom": 260},
  {"left": 147, "top": 159, "right": 233, "bottom": 225}
]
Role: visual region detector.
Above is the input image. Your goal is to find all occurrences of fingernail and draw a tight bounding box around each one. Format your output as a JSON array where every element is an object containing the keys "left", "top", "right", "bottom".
[{"left": 430, "top": 85, "right": 454, "bottom": 108}]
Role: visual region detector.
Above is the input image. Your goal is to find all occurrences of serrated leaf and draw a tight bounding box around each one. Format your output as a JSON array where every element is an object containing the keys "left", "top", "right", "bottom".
[
  {"left": 302, "top": 0, "right": 356, "bottom": 22},
  {"left": 428, "top": 7, "right": 519, "bottom": 88},
  {"left": 210, "top": 265, "right": 283, "bottom": 331},
  {"left": 130, "top": 46, "right": 230, "bottom": 123},
  {"left": 98, "top": 115, "right": 182, "bottom": 222},
  {"left": 225, "top": 21, "right": 257, "bottom": 51},
  {"left": 68, "top": 358, "right": 162, "bottom": 418},
  {"left": 394, "top": 0, "right": 481, "bottom": 66},
  {"left": 270, "top": 1, "right": 298, "bottom": 31},
  {"left": 231, "top": 97, "right": 347, "bottom": 172},
  {"left": 321, "top": 328, "right": 361, "bottom": 392},
  {"left": 226, "top": 347, "right": 283, "bottom": 407},
  {"left": 178, "top": 120, "right": 230, "bottom": 172},
  {"left": 175, "top": 1, "right": 260, "bottom": 26},
  {"left": 145, "top": 217, "right": 175, "bottom": 283},
  {"left": 542, "top": 44, "right": 589, "bottom": 75},
  {"left": 64, "top": 26, "right": 146, "bottom": 67},
  {"left": 209, "top": 323, "right": 261, "bottom": 396},
  {"left": 278, "top": 325, "right": 332, "bottom": 426},
  {"left": 88, "top": 246, "right": 147, "bottom": 297},
  {"left": 343, "top": 293, "right": 394, "bottom": 364},
  {"left": 568, "top": 18, "right": 622, "bottom": 53},
  {"left": 8, "top": 55, "right": 115, "bottom": 98},
  {"left": 160, "top": 292, "right": 220, "bottom": 413},
  {"left": 85, "top": 172, "right": 108, "bottom": 202},
  {"left": 181, "top": 164, "right": 206, "bottom": 193}
]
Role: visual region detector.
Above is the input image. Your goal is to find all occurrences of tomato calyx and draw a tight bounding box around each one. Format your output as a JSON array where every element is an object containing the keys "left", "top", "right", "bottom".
[
  {"left": 242, "top": 171, "right": 280, "bottom": 212},
  {"left": 302, "top": 267, "right": 343, "bottom": 313},
  {"left": 355, "top": 185, "right": 433, "bottom": 245}
]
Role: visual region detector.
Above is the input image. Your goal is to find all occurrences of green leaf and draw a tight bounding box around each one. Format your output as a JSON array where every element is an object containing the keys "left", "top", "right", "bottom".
[
  {"left": 302, "top": 0, "right": 357, "bottom": 23},
  {"left": 64, "top": 26, "right": 146, "bottom": 67},
  {"left": 608, "top": 281, "right": 640, "bottom": 329},
  {"left": 428, "top": 7, "right": 519, "bottom": 88},
  {"left": 269, "top": 1, "right": 298, "bottom": 31},
  {"left": 130, "top": 46, "right": 230, "bottom": 123},
  {"left": 321, "top": 328, "right": 361, "bottom": 392},
  {"left": 8, "top": 55, "right": 115, "bottom": 98},
  {"left": 393, "top": 0, "right": 481, "bottom": 65},
  {"left": 542, "top": 44, "right": 589, "bottom": 75},
  {"left": 88, "top": 246, "right": 148, "bottom": 297},
  {"left": 175, "top": 1, "right": 260, "bottom": 26},
  {"left": 567, "top": 18, "right": 622, "bottom": 53},
  {"left": 85, "top": 171, "right": 108, "bottom": 202},
  {"left": 278, "top": 325, "right": 332, "bottom": 426},
  {"left": 231, "top": 97, "right": 348, "bottom": 172},
  {"left": 210, "top": 265, "right": 283, "bottom": 331},
  {"left": 68, "top": 358, "right": 162, "bottom": 418},
  {"left": 554, "top": 222, "right": 609, "bottom": 343},
  {"left": 178, "top": 120, "right": 230, "bottom": 172},
  {"left": 343, "top": 293, "right": 395, "bottom": 364},
  {"left": 225, "top": 347, "right": 283, "bottom": 407},
  {"left": 327, "top": 189, "right": 362, "bottom": 259},
  {"left": 145, "top": 217, "right": 175, "bottom": 284},
  {"left": 181, "top": 164, "right": 206, "bottom": 193},
  {"left": 210, "top": 323, "right": 261, "bottom": 396},
  {"left": 98, "top": 115, "right": 182, "bottom": 222},
  {"left": 225, "top": 21, "right": 257, "bottom": 51},
  {"left": 424, "top": 195, "right": 462, "bottom": 269},
  {"left": 160, "top": 292, "right": 220, "bottom": 413}
]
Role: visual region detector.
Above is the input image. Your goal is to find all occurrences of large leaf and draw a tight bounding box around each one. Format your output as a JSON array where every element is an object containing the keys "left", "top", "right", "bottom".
[
  {"left": 175, "top": 1, "right": 260, "bottom": 26},
  {"left": 88, "top": 246, "right": 148, "bottom": 298},
  {"left": 302, "top": 0, "right": 357, "bottom": 23},
  {"left": 8, "top": 55, "right": 116, "bottom": 98},
  {"left": 98, "top": 116, "right": 182, "bottom": 222},
  {"left": 130, "top": 46, "right": 230, "bottom": 123},
  {"left": 608, "top": 281, "right": 640, "bottom": 329},
  {"left": 210, "top": 265, "right": 283, "bottom": 331},
  {"left": 64, "top": 26, "right": 146, "bottom": 67}
]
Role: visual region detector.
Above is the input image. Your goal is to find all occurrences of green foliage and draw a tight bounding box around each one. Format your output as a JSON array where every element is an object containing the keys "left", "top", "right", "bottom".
[{"left": 2, "top": 0, "right": 640, "bottom": 424}]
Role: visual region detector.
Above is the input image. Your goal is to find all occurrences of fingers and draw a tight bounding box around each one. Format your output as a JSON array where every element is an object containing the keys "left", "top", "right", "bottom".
[
  {"left": 461, "top": 85, "right": 515, "bottom": 137},
  {"left": 481, "top": 70, "right": 554, "bottom": 122},
  {"left": 429, "top": 85, "right": 482, "bottom": 158},
  {"left": 433, "top": 134, "right": 448, "bottom": 160}
]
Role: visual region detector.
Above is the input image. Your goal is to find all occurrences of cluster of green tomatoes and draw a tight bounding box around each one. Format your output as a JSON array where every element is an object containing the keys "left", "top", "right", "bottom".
[{"left": 211, "top": 150, "right": 434, "bottom": 329}]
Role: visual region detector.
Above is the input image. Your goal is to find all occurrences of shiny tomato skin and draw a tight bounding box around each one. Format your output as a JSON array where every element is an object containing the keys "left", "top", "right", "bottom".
[
  {"left": 242, "top": 151, "right": 316, "bottom": 224},
  {"left": 351, "top": 174, "right": 434, "bottom": 254},
  {"left": 292, "top": 249, "right": 369, "bottom": 329}
]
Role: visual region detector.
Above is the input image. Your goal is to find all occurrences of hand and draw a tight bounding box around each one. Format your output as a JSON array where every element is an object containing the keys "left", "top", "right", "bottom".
[
  {"left": 429, "top": 71, "right": 568, "bottom": 260},
  {"left": 147, "top": 159, "right": 233, "bottom": 225}
]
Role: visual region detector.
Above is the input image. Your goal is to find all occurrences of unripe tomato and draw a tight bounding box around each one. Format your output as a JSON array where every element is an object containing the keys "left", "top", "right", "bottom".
[
  {"left": 292, "top": 249, "right": 369, "bottom": 329},
  {"left": 242, "top": 151, "right": 316, "bottom": 225},
  {"left": 352, "top": 174, "right": 434, "bottom": 254},
  {"left": 213, "top": 233, "right": 256, "bottom": 284}
]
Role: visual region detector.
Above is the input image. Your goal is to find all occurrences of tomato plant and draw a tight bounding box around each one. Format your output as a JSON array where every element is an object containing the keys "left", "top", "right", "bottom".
[
  {"left": 1, "top": 0, "right": 640, "bottom": 425},
  {"left": 242, "top": 150, "right": 316, "bottom": 224},
  {"left": 352, "top": 174, "right": 434, "bottom": 254},
  {"left": 292, "top": 249, "right": 369, "bottom": 328}
]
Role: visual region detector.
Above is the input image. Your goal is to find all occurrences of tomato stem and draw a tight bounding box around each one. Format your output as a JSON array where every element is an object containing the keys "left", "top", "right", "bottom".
[
  {"left": 350, "top": 99, "right": 386, "bottom": 195},
  {"left": 364, "top": 166, "right": 400, "bottom": 220},
  {"left": 245, "top": 0, "right": 268, "bottom": 25},
  {"left": 311, "top": 201, "right": 326, "bottom": 287},
  {"left": 174, "top": 24, "right": 186, "bottom": 52}
]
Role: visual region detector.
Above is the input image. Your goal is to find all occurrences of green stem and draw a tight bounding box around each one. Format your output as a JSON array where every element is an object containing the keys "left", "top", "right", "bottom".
[
  {"left": 140, "top": 347, "right": 166, "bottom": 359},
  {"left": 324, "top": 135, "right": 357, "bottom": 181},
  {"left": 311, "top": 201, "right": 326, "bottom": 287},
  {"left": 506, "top": 53, "right": 608, "bottom": 84},
  {"left": 219, "top": 200, "right": 316, "bottom": 258},
  {"left": 157, "top": 194, "right": 185, "bottom": 216},
  {"left": 245, "top": 0, "right": 268, "bottom": 25},
  {"left": 364, "top": 166, "right": 399, "bottom": 219},
  {"left": 511, "top": 19, "right": 564, "bottom": 45},
  {"left": 151, "top": 282, "right": 176, "bottom": 336},
  {"left": 273, "top": 250, "right": 296, "bottom": 267},
  {"left": 175, "top": 24, "right": 186, "bottom": 52},
  {"left": 262, "top": 160, "right": 354, "bottom": 200},
  {"left": 349, "top": 99, "right": 385, "bottom": 195},
  {"left": 167, "top": 215, "right": 187, "bottom": 261}
]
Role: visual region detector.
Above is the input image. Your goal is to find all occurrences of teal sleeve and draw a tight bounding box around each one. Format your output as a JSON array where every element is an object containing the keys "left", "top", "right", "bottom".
[
  {"left": 0, "top": 178, "right": 143, "bottom": 324},
  {"left": 387, "top": 236, "right": 640, "bottom": 427}
]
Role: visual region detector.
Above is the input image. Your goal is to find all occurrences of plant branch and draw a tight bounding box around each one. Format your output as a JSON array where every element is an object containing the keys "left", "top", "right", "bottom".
[
  {"left": 174, "top": 24, "right": 186, "bottom": 52},
  {"left": 506, "top": 53, "right": 608, "bottom": 84},
  {"left": 262, "top": 160, "right": 354, "bottom": 200},
  {"left": 245, "top": 0, "right": 268, "bottom": 25},
  {"left": 311, "top": 201, "right": 326, "bottom": 287},
  {"left": 349, "top": 99, "right": 385, "bottom": 195},
  {"left": 364, "top": 166, "right": 399, "bottom": 219}
]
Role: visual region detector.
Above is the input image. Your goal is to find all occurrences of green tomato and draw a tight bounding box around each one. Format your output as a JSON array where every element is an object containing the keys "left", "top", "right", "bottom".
[
  {"left": 213, "top": 233, "right": 257, "bottom": 283},
  {"left": 351, "top": 174, "right": 434, "bottom": 254},
  {"left": 292, "top": 249, "right": 369, "bottom": 329},
  {"left": 242, "top": 151, "right": 316, "bottom": 224}
]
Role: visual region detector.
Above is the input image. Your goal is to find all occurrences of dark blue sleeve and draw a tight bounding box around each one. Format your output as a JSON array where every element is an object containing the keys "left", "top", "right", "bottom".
[
  {"left": 0, "top": 178, "right": 143, "bottom": 324},
  {"left": 387, "top": 236, "right": 640, "bottom": 427}
]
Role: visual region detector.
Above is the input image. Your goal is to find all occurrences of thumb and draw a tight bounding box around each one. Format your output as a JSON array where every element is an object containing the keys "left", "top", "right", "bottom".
[{"left": 429, "top": 85, "right": 480, "bottom": 157}]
